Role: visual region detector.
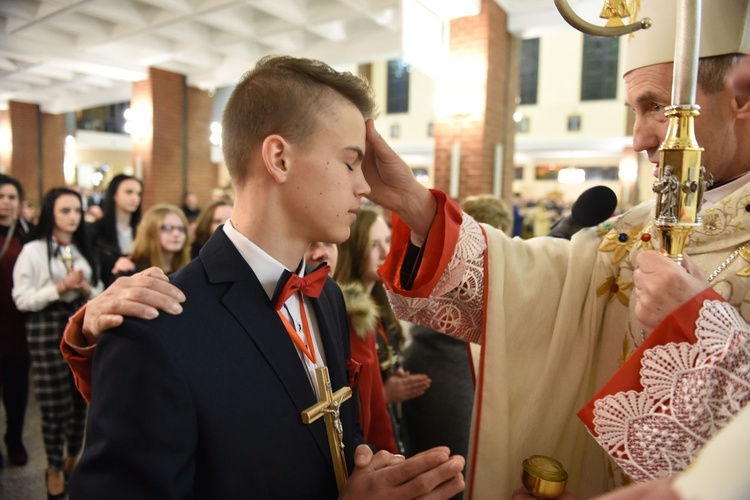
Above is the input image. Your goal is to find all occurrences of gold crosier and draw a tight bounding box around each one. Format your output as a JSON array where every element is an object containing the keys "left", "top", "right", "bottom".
[
  {"left": 650, "top": 0, "right": 710, "bottom": 263},
  {"left": 301, "top": 366, "right": 352, "bottom": 493},
  {"left": 554, "top": 0, "right": 707, "bottom": 265}
]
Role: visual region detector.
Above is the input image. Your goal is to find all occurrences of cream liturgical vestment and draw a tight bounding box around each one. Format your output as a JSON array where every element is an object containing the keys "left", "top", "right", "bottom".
[{"left": 379, "top": 185, "right": 750, "bottom": 499}]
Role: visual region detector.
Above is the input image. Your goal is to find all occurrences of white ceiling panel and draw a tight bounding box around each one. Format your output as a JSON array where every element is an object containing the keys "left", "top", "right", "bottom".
[{"left": 0, "top": 0, "right": 595, "bottom": 113}]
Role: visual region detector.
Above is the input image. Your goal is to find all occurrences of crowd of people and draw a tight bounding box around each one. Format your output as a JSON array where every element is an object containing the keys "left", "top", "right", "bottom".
[
  {"left": 0, "top": 1, "right": 749, "bottom": 498},
  {"left": 0, "top": 175, "right": 238, "bottom": 498}
]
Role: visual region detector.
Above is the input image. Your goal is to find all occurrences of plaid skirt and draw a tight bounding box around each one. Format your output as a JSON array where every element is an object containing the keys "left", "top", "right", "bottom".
[
  {"left": 26, "top": 300, "right": 84, "bottom": 370},
  {"left": 26, "top": 299, "right": 87, "bottom": 468}
]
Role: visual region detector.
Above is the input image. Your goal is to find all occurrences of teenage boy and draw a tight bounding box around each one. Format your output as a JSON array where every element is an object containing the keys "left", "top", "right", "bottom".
[{"left": 67, "top": 56, "right": 464, "bottom": 499}]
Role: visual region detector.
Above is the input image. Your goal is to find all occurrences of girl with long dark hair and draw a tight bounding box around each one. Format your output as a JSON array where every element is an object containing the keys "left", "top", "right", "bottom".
[
  {"left": 89, "top": 174, "right": 142, "bottom": 286},
  {"left": 12, "top": 187, "right": 102, "bottom": 499}
]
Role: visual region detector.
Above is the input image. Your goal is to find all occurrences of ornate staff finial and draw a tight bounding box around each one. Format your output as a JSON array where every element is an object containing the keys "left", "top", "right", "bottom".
[
  {"left": 600, "top": 0, "right": 631, "bottom": 27},
  {"left": 554, "top": 0, "right": 651, "bottom": 37}
]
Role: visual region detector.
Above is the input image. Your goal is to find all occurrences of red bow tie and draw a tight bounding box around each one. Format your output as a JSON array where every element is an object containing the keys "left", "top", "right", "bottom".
[{"left": 272, "top": 264, "right": 330, "bottom": 311}]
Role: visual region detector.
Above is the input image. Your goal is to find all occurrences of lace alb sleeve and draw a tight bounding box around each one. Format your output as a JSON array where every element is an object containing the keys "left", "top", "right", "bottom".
[
  {"left": 386, "top": 215, "right": 486, "bottom": 344},
  {"left": 591, "top": 299, "right": 750, "bottom": 482}
]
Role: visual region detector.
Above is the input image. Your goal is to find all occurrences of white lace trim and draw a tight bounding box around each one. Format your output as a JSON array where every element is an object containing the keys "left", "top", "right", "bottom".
[
  {"left": 386, "top": 214, "right": 486, "bottom": 344},
  {"left": 591, "top": 300, "right": 750, "bottom": 482}
]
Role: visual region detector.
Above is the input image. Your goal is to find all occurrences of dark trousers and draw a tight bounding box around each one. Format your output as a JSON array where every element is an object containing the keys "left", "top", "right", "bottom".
[{"left": 0, "top": 351, "right": 31, "bottom": 448}]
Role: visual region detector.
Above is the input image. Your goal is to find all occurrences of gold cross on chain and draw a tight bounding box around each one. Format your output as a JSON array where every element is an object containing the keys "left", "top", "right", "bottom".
[{"left": 301, "top": 366, "right": 352, "bottom": 493}]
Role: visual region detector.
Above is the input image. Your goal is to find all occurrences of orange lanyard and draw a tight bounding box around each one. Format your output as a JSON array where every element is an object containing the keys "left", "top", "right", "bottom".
[{"left": 276, "top": 293, "right": 317, "bottom": 364}]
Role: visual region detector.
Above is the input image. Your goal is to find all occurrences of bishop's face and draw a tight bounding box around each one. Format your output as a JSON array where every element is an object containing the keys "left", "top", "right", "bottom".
[
  {"left": 625, "top": 62, "right": 743, "bottom": 185},
  {"left": 282, "top": 94, "right": 370, "bottom": 246}
]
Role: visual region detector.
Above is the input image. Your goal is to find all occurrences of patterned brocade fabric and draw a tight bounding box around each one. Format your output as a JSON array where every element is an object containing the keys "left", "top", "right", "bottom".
[
  {"left": 386, "top": 215, "right": 486, "bottom": 344},
  {"left": 591, "top": 300, "right": 750, "bottom": 482}
]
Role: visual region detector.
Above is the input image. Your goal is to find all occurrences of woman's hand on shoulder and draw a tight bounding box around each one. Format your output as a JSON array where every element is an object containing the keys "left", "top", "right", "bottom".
[{"left": 81, "top": 267, "right": 186, "bottom": 345}]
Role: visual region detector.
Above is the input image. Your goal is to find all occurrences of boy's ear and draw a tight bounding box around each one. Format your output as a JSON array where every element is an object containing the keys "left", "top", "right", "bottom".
[{"left": 261, "top": 134, "right": 290, "bottom": 184}]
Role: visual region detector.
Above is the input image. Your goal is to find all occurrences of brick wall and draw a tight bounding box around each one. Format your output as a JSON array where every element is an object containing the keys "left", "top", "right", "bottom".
[
  {"left": 42, "top": 112, "right": 66, "bottom": 194},
  {"left": 133, "top": 68, "right": 214, "bottom": 212},
  {"left": 433, "top": 0, "right": 517, "bottom": 203},
  {"left": 7, "top": 102, "right": 67, "bottom": 206},
  {"left": 146, "top": 68, "right": 185, "bottom": 209},
  {"left": 9, "top": 101, "right": 41, "bottom": 205},
  {"left": 0, "top": 110, "right": 10, "bottom": 173},
  {"left": 130, "top": 78, "right": 153, "bottom": 209},
  {"left": 186, "top": 87, "right": 214, "bottom": 209}
]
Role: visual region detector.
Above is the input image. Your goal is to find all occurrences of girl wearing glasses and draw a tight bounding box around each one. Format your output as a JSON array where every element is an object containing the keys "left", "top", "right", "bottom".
[{"left": 116, "top": 204, "right": 190, "bottom": 277}]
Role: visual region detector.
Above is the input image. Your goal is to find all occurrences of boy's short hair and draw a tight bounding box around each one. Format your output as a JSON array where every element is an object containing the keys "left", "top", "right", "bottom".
[{"left": 222, "top": 56, "right": 376, "bottom": 186}]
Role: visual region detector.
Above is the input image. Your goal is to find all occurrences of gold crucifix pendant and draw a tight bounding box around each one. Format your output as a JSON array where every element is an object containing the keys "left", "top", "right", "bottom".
[
  {"left": 60, "top": 245, "right": 74, "bottom": 273},
  {"left": 301, "top": 366, "right": 352, "bottom": 493}
]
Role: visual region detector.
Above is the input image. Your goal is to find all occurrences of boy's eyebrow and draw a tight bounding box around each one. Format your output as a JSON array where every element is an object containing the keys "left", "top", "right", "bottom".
[{"left": 346, "top": 146, "right": 365, "bottom": 161}]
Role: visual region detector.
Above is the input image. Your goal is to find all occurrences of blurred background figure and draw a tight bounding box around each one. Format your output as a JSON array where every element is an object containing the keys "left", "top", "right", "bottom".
[
  {"left": 210, "top": 187, "right": 231, "bottom": 203},
  {"left": 336, "top": 208, "right": 431, "bottom": 454},
  {"left": 190, "top": 200, "right": 233, "bottom": 259},
  {"left": 531, "top": 197, "right": 561, "bottom": 237},
  {"left": 88, "top": 174, "right": 142, "bottom": 287},
  {"left": 117, "top": 204, "right": 190, "bottom": 276},
  {"left": 0, "top": 175, "right": 33, "bottom": 469},
  {"left": 181, "top": 192, "right": 201, "bottom": 223},
  {"left": 20, "top": 201, "right": 38, "bottom": 228},
  {"left": 461, "top": 194, "right": 513, "bottom": 236},
  {"left": 12, "top": 187, "right": 102, "bottom": 499},
  {"left": 86, "top": 187, "right": 104, "bottom": 210},
  {"left": 512, "top": 193, "right": 525, "bottom": 238},
  {"left": 84, "top": 204, "right": 103, "bottom": 224},
  {"left": 305, "top": 241, "right": 338, "bottom": 270}
]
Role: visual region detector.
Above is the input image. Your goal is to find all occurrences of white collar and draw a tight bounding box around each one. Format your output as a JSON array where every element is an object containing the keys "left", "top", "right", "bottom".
[
  {"left": 703, "top": 171, "right": 750, "bottom": 209},
  {"left": 222, "top": 219, "right": 306, "bottom": 301}
]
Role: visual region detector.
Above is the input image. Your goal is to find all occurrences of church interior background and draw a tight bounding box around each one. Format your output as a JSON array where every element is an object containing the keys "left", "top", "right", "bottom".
[{"left": 0, "top": 0, "right": 655, "bottom": 228}]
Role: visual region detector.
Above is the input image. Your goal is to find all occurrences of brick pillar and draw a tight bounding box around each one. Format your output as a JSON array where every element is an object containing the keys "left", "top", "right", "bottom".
[
  {"left": 433, "top": 0, "right": 517, "bottom": 202},
  {"left": 148, "top": 68, "right": 184, "bottom": 209},
  {"left": 130, "top": 77, "right": 154, "bottom": 206},
  {"left": 42, "top": 113, "right": 66, "bottom": 194},
  {"left": 7, "top": 101, "right": 65, "bottom": 206},
  {"left": 0, "top": 111, "right": 10, "bottom": 174},
  {"left": 186, "top": 87, "right": 215, "bottom": 208},
  {"left": 131, "top": 68, "right": 213, "bottom": 211}
]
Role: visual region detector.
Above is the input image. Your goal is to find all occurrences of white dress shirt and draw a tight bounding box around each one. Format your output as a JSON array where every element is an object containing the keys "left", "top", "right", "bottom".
[{"left": 222, "top": 220, "right": 328, "bottom": 397}]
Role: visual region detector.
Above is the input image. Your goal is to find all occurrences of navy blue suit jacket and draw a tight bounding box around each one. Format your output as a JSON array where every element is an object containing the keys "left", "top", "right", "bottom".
[{"left": 70, "top": 229, "right": 362, "bottom": 499}]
